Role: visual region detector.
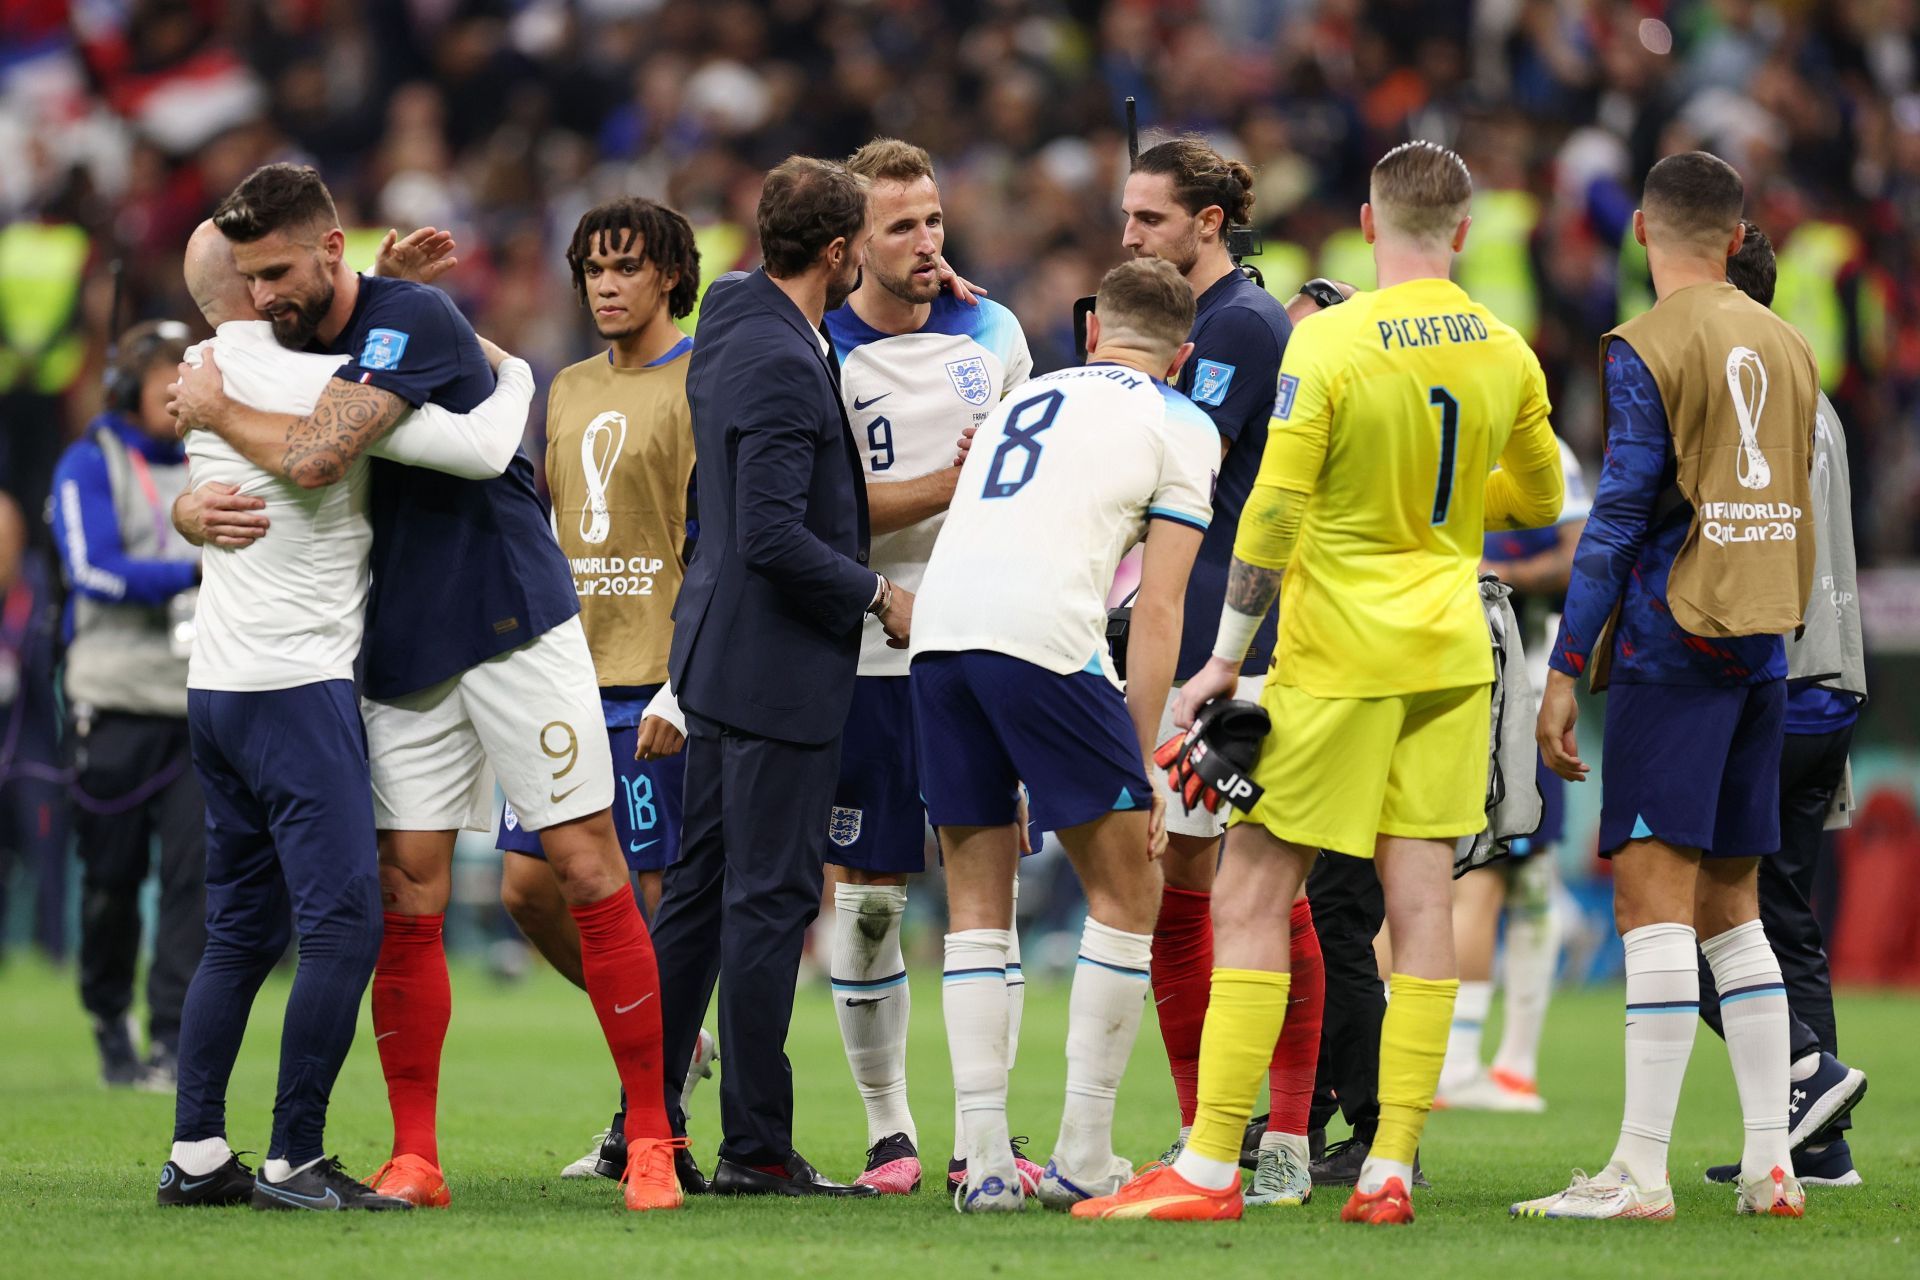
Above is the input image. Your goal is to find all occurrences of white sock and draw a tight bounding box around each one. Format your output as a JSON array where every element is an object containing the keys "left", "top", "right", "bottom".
[
  {"left": 944, "top": 929, "right": 1014, "bottom": 1181},
  {"left": 1170, "top": 1146, "right": 1240, "bottom": 1191},
  {"left": 1053, "top": 916, "right": 1152, "bottom": 1176},
  {"left": 1260, "top": 1128, "right": 1310, "bottom": 1160},
  {"left": 1702, "top": 919, "right": 1792, "bottom": 1180},
  {"left": 1359, "top": 1156, "right": 1415, "bottom": 1195},
  {"left": 831, "top": 883, "right": 915, "bottom": 1147},
  {"left": 169, "top": 1136, "right": 232, "bottom": 1177},
  {"left": 1608, "top": 922, "right": 1699, "bottom": 1189},
  {"left": 1492, "top": 857, "right": 1561, "bottom": 1083},
  {"left": 1440, "top": 980, "right": 1492, "bottom": 1088},
  {"left": 1006, "top": 877, "right": 1026, "bottom": 1072},
  {"left": 262, "top": 1155, "right": 320, "bottom": 1184}
]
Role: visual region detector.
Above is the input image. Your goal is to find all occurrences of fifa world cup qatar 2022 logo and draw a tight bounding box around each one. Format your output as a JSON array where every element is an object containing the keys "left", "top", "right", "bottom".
[
  {"left": 579, "top": 410, "right": 629, "bottom": 544},
  {"left": 1726, "top": 346, "right": 1772, "bottom": 491}
]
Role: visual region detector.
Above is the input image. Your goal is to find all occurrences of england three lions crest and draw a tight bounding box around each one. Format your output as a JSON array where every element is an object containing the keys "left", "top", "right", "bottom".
[
  {"left": 946, "top": 356, "right": 992, "bottom": 406},
  {"left": 828, "top": 806, "right": 863, "bottom": 847}
]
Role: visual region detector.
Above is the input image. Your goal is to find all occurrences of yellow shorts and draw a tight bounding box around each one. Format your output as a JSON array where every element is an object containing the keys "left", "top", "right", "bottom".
[{"left": 1229, "top": 681, "right": 1492, "bottom": 858}]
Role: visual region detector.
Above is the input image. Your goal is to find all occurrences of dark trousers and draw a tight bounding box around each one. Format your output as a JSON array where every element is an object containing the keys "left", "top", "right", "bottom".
[
  {"left": 651, "top": 713, "right": 839, "bottom": 1165},
  {"left": 72, "top": 712, "right": 205, "bottom": 1051},
  {"left": 1699, "top": 722, "right": 1854, "bottom": 1132},
  {"left": 1307, "top": 849, "right": 1386, "bottom": 1142}
]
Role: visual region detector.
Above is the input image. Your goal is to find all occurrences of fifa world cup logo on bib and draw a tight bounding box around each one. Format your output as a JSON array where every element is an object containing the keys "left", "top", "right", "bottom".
[
  {"left": 1726, "top": 346, "right": 1772, "bottom": 491},
  {"left": 579, "top": 410, "right": 628, "bottom": 544}
]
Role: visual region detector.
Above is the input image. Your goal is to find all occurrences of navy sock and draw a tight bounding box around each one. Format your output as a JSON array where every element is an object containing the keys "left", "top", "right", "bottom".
[{"left": 269, "top": 876, "right": 384, "bottom": 1163}]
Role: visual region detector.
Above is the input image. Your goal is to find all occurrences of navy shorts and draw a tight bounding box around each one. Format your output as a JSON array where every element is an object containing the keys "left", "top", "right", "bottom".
[
  {"left": 1598, "top": 680, "right": 1785, "bottom": 858},
  {"left": 910, "top": 650, "right": 1152, "bottom": 833},
  {"left": 830, "top": 676, "right": 930, "bottom": 873},
  {"left": 188, "top": 681, "right": 380, "bottom": 954},
  {"left": 1507, "top": 758, "right": 1565, "bottom": 858},
  {"left": 498, "top": 723, "right": 685, "bottom": 873}
]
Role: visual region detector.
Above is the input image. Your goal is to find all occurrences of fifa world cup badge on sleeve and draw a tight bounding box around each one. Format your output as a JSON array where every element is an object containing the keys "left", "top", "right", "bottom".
[
  {"left": 1191, "top": 359, "right": 1236, "bottom": 407},
  {"left": 361, "top": 328, "right": 410, "bottom": 371},
  {"left": 1273, "top": 373, "right": 1299, "bottom": 420}
]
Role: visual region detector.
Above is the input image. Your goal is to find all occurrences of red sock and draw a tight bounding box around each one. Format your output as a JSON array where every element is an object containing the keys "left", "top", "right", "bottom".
[
  {"left": 372, "top": 911, "right": 451, "bottom": 1165},
  {"left": 570, "top": 887, "right": 670, "bottom": 1143},
  {"left": 1151, "top": 885, "right": 1213, "bottom": 1127},
  {"left": 1268, "top": 897, "right": 1324, "bottom": 1136}
]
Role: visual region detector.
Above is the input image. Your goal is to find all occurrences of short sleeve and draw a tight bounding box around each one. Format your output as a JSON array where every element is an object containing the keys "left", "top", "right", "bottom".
[
  {"left": 333, "top": 286, "right": 467, "bottom": 408},
  {"left": 1256, "top": 311, "right": 1341, "bottom": 492},
  {"left": 1148, "top": 395, "right": 1217, "bottom": 532},
  {"left": 1185, "top": 309, "right": 1280, "bottom": 445}
]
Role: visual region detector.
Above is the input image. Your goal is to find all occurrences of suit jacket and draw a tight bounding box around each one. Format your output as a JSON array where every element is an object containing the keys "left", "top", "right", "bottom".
[{"left": 670, "top": 269, "right": 875, "bottom": 745}]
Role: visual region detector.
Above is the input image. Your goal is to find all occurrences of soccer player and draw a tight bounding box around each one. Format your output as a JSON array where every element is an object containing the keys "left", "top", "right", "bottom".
[
  {"left": 1082, "top": 140, "right": 1563, "bottom": 1224},
  {"left": 822, "top": 137, "right": 1034, "bottom": 1195},
  {"left": 1698, "top": 223, "right": 1868, "bottom": 1188},
  {"left": 1436, "top": 439, "right": 1589, "bottom": 1112},
  {"left": 167, "top": 164, "right": 683, "bottom": 1212},
  {"left": 485, "top": 197, "right": 717, "bottom": 1187},
  {"left": 159, "top": 219, "right": 534, "bottom": 1211},
  {"left": 1120, "top": 137, "right": 1323, "bottom": 1207},
  {"left": 915, "top": 256, "right": 1213, "bottom": 1213},
  {"left": 1514, "top": 153, "right": 1819, "bottom": 1222}
]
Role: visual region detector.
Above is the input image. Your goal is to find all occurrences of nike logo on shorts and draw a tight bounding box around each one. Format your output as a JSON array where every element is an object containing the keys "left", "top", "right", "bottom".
[
  {"left": 614, "top": 994, "right": 655, "bottom": 1014},
  {"left": 550, "top": 783, "right": 583, "bottom": 805}
]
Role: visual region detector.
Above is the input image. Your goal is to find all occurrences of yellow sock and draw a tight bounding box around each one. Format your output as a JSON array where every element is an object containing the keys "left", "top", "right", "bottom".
[
  {"left": 1187, "top": 968, "right": 1290, "bottom": 1164},
  {"left": 1373, "top": 973, "right": 1460, "bottom": 1165}
]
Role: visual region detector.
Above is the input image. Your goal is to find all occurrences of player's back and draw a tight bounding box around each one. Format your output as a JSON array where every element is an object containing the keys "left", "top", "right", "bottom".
[
  {"left": 1274, "top": 277, "right": 1550, "bottom": 696},
  {"left": 914, "top": 362, "right": 1216, "bottom": 678}
]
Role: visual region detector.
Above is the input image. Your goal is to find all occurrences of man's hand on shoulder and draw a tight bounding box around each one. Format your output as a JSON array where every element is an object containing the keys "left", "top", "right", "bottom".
[
  {"left": 174, "top": 483, "right": 268, "bottom": 549},
  {"left": 373, "top": 227, "right": 458, "bottom": 285},
  {"left": 475, "top": 334, "right": 512, "bottom": 371},
  {"left": 168, "top": 351, "right": 233, "bottom": 435}
]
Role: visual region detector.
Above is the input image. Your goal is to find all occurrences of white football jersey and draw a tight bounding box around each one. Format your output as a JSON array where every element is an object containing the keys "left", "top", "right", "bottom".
[
  {"left": 912, "top": 363, "right": 1217, "bottom": 680},
  {"left": 827, "top": 293, "right": 1031, "bottom": 675}
]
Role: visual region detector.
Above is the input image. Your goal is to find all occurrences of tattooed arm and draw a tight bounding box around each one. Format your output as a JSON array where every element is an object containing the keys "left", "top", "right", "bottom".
[{"left": 170, "top": 349, "right": 410, "bottom": 489}]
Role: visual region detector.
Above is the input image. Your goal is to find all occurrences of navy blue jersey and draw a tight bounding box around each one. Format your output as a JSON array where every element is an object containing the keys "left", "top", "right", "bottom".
[
  {"left": 329, "top": 275, "right": 577, "bottom": 699},
  {"left": 1174, "top": 270, "right": 1293, "bottom": 678}
]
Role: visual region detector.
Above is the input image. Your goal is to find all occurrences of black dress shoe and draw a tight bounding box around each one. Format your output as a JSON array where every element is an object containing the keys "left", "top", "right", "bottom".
[
  {"left": 675, "top": 1145, "right": 710, "bottom": 1195},
  {"left": 710, "top": 1150, "right": 879, "bottom": 1198},
  {"left": 1241, "top": 1113, "right": 1269, "bottom": 1170},
  {"left": 1310, "top": 1136, "right": 1429, "bottom": 1188}
]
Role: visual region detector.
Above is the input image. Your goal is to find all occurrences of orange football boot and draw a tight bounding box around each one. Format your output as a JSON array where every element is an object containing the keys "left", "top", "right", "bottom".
[
  {"left": 1340, "top": 1177, "right": 1413, "bottom": 1225},
  {"left": 623, "top": 1136, "right": 687, "bottom": 1211},
  {"left": 365, "top": 1153, "right": 451, "bottom": 1208},
  {"left": 1070, "top": 1164, "right": 1243, "bottom": 1221}
]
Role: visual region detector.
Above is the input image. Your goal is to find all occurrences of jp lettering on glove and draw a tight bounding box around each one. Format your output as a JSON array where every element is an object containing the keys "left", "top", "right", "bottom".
[{"left": 1153, "top": 697, "right": 1270, "bottom": 815}]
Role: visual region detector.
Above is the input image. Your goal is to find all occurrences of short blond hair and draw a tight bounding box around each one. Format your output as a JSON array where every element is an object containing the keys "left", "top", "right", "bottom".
[
  {"left": 1370, "top": 140, "right": 1473, "bottom": 242},
  {"left": 1095, "top": 258, "right": 1195, "bottom": 357},
  {"left": 847, "top": 137, "right": 935, "bottom": 186}
]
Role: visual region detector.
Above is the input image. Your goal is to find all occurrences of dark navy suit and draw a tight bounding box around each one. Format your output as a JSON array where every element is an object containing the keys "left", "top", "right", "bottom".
[{"left": 657, "top": 269, "right": 875, "bottom": 1164}]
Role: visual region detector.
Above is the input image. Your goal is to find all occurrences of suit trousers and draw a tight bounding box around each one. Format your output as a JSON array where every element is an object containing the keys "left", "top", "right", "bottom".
[
  {"left": 72, "top": 712, "right": 206, "bottom": 1050},
  {"left": 1699, "top": 722, "right": 1854, "bottom": 1133},
  {"left": 1306, "top": 848, "right": 1386, "bottom": 1142},
  {"left": 652, "top": 712, "right": 840, "bottom": 1165}
]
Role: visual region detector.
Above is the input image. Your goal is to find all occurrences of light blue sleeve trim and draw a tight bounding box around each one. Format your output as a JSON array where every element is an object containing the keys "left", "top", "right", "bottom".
[{"left": 1148, "top": 506, "right": 1209, "bottom": 532}]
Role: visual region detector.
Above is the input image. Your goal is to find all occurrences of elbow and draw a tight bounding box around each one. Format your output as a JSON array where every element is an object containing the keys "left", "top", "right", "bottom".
[{"left": 736, "top": 522, "right": 789, "bottom": 575}]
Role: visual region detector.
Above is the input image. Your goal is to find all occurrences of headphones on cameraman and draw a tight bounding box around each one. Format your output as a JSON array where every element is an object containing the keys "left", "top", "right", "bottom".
[{"left": 103, "top": 319, "right": 192, "bottom": 415}]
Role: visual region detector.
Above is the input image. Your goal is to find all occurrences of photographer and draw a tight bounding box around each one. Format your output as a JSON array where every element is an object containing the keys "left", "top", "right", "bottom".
[{"left": 50, "top": 320, "right": 206, "bottom": 1090}]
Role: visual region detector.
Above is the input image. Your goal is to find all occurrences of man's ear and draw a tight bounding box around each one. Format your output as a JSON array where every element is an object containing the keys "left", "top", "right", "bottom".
[
  {"left": 824, "top": 236, "right": 847, "bottom": 273},
  {"left": 1451, "top": 214, "right": 1473, "bottom": 255},
  {"left": 1197, "top": 204, "right": 1225, "bottom": 242},
  {"left": 1632, "top": 208, "right": 1648, "bottom": 248},
  {"left": 1360, "top": 202, "right": 1376, "bottom": 246},
  {"left": 1166, "top": 340, "right": 1196, "bottom": 382},
  {"left": 1726, "top": 219, "right": 1746, "bottom": 260},
  {"left": 322, "top": 226, "right": 346, "bottom": 267},
  {"left": 1084, "top": 311, "right": 1102, "bottom": 358}
]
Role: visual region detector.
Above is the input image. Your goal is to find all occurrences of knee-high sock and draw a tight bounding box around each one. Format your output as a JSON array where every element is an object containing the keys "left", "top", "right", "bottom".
[
  {"left": 1701, "top": 919, "right": 1791, "bottom": 1179},
  {"left": 570, "top": 887, "right": 669, "bottom": 1143},
  {"left": 1493, "top": 855, "right": 1560, "bottom": 1083},
  {"left": 273, "top": 880, "right": 385, "bottom": 1164},
  {"left": 1177, "top": 968, "right": 1289, "bottom": 1191},
  {"left": 830, "top": 883, "right": 914, "bottom": 1147},
  {"left": 955, "top": 882, "right": 1026, "bottom": 1163},
  {"left": 173, "top": 940, "right": 279, "bottom": 1145},
  {"left": 1440, "top": 980, "right": 1492, "bottom": 1090},
  {"left": 1054, "top": 917, "right": 1152, "bottom": 1175},
  {"left": 1150, "top": 885, "right": 1212, "bottom": 1127},
  {"left": 1268, "top": 899, "right": 1323, "bottom": 1137},
  {"left": 1363, "top": 973, "right": 1458, "bottom": 1194},
  {"left": 372, "top": 912, "right": 450, "bottom": 1164},
  {"left": 1609, "top": 922, "right": 1699, "bottom": 1188},
  {"left": 945, "top": 929, "right": 1012, "bottom": 1178}
]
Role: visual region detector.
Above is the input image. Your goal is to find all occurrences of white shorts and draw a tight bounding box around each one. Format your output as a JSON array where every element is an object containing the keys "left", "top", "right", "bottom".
[
  {"left": 363, "top": 616, "right": 613, "bottom": 833},
  {"left": 1153, "top": 671, "right": 1268, "bottom": 840}
]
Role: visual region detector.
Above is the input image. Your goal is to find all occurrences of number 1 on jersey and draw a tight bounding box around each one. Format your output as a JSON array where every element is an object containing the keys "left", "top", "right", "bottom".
[{"left": 1428, "top": 385, "right": 1459, "bottom": 525}]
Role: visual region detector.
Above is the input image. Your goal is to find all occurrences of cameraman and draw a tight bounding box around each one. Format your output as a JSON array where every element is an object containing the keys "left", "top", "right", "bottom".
[{"left": 50, "top": 320, "right": 206, "bottom": 1089}]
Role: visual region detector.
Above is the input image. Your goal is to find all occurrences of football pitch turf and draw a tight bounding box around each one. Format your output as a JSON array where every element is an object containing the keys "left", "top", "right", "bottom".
[{"left": 2, "top": 959, "right": 1913, "bottom": 1278}]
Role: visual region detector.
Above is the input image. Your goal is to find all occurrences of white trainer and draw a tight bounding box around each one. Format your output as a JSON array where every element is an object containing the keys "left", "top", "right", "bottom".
[
  {"left": 1510, "top": 1165, "right": 1674, "bottom": 1220},
  {"left": 683, "top": 1028, "right": 718, "bottom": 1114},
  {"left": 1438, "top": 1068, "right": 1547, "bottom": 1114},
  {"left": 1034, "top": 1154, "right": 1133, "bottom": 1211},
  {"left": 1736, "top": 1164, "right": 1805, "bottom": 1218},
  {"left": 560, "top": 1130, "right": 613, "bottom": 1179},
  {"left": 954, "top": 1170, "right": 1026, "bottom": 1214}
]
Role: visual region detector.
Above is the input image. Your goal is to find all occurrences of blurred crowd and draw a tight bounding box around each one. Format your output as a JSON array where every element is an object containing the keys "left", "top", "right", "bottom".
[{"left": 5, "top": 1, "right": 1920, "bottom": 975}]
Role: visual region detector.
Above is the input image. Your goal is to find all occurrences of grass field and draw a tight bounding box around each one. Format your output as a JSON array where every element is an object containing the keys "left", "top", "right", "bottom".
[{"left": 1, "top": 958, "right": 1914, "bottom": 1277}]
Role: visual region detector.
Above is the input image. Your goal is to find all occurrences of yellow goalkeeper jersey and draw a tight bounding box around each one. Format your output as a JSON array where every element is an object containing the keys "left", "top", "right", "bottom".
[{"left": 1237, "top": 276, "right": 1563, "bottom": 697}]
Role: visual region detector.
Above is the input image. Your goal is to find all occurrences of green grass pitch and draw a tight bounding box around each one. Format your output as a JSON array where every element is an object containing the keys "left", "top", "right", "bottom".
[{"left": 2, "top": 958, "right": 1914, "bottom": 1277}]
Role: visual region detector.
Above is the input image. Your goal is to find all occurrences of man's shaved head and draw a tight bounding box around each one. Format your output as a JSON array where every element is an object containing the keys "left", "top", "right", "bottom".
[{"left": 183, "top": 219, "right": 257, "bottom": 328}]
